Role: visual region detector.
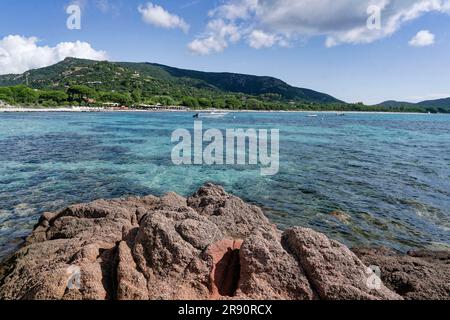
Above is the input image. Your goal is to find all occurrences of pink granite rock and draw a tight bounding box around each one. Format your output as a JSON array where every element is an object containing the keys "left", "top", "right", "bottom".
[{"left": 2, "top": 183, "right": 445, "bottom": 300}]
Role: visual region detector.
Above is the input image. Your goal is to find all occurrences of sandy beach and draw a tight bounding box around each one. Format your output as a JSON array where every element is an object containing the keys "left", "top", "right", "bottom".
[{"left": 0, "top": 106, "right": 432, "bottom": 115}]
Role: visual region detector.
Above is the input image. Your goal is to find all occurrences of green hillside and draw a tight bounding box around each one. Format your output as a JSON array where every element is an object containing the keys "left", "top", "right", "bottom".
[
  {"left": 417, "top": 98, "right": 450, "bottom": 110},
  {"left": 377, "top": 98, "right": 450, "bottom": 113},
  {"left": 0, "top": 57, "right": 448, "bottom": 113},
  {"left": 130, "top": 62, "right": 339, "bottom": 103},
  {"left": 0, "top": 57, "right": 340, "bottom": 109}
]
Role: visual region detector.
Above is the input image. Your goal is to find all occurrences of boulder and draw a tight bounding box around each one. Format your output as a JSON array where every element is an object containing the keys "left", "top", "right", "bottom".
[
  {"left": 0, "top": 183, "right": 446, "bottom": 300},
  {"left": 354, "top": 247, "right": 450, "bottom": 300}
]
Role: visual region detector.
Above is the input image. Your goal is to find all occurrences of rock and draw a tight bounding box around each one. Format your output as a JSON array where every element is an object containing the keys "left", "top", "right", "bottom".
[
  {"left": 208, "top": 239, "right": 243, "bottom": 299},
  {"left": 0, "top": 183, "right": 445, "bottom": 300},
  {"left": 116, "top": 241, "right": 148, "bottom": 300},
  {"left": 353, "top": 247, "right": 450, "bottom": 300},
  {"left": 237, "top": 232, "right": 317, "bottom": 300},
  {"left": 329, "top": 210, "right": 351, "bottom": 224},
  {"left": 187, "top": 183, "right": 275, "bottom": 238},
  {"left": 283, "top": 228, "right": 401, "bottom": 300}
]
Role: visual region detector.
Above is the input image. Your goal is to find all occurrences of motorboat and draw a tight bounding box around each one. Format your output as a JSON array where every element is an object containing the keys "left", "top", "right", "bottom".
[{"left": 193, "top": 111, "right": 229, "bottom": 118}]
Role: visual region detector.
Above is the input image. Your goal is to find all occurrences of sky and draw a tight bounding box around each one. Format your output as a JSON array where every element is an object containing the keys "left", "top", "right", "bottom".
[{"left": 1, "top": 0, "right": 450, "bottom": 105}]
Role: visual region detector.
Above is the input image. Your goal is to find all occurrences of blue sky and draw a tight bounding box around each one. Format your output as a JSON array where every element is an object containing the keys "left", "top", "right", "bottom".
[{"left": 1, "top": 0, "right": 450, "bottom": 104}]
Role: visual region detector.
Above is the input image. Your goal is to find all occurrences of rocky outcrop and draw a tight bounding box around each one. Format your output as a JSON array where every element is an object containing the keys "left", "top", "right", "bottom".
[
  {"left": 354, "top": 247, "right": 450, "bottom": 300},
  {"left": 0, "top": 184, "right": 447, "bottom": 300}
]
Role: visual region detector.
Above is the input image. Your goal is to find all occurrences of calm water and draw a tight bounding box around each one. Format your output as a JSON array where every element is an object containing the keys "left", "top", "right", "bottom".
[{"left": 0, "top": 112, "right": 449, "bottom": 260}]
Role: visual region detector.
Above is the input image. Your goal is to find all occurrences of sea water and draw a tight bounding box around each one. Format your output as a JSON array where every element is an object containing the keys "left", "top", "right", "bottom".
[{"left": 0, "top": 111, "right": 449, "bottom": 260}]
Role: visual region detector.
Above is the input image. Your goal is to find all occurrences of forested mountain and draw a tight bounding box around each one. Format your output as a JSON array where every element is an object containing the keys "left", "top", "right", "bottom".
[
  {"left": 0, "top": 57, "right": 340, "bottom": 108},
  {"left": 0, "top": 57, "right": 448, "bottom": 113},
  {"left": 376, "top": 98, "right": 450, "bottom": 113}
]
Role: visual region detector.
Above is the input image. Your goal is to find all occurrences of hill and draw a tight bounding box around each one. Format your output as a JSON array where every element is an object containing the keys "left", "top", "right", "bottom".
[
  {"left": 1, "top": 58, "right": 449, "bottom": 113},
  {"left": 376, "top": 98, "right": 450, "bottom": 113},
  {"left": 375, "top": 100, "right": 414, "bottom": 108},
  {"left": 417, "top": 97, "right": 450, "bottom": 109},
  {"left": 0, "top": 57, "right": 340, "bottom": 107},
  {"left": 136, "top": 62, "right": 339, "bottom": 102}
]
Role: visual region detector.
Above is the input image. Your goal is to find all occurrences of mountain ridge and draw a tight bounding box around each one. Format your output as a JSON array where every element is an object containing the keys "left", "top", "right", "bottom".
[
  {"left": 0, "top": 57, "right": 341, "bottom": 104},
  {"left": 376, "top": 98, "right": 450, "bottom": 111},
  {"left": 1, "top": 57, "right": 449, "bottom": 112}
]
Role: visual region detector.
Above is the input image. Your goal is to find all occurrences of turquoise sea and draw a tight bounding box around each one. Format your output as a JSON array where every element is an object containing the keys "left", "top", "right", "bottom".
[{"left": 0, "top": 112, "right": 449, "bottom": 260}]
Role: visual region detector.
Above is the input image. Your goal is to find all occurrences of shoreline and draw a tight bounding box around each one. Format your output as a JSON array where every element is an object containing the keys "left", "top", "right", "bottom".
[{"left": 0, "top": 106, "right": 439, "bottom": 115}]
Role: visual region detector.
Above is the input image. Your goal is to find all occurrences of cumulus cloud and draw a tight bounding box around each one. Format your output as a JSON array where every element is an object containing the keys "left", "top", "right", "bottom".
[
  {"left": 0, "top": 35, "right": 107, "bottom": 75},
  {"left": 188, "top": 19, "right": 240, "bottom": 55},
  {"left": 188, "top": 37, "right": 227, "bottom": 55},
  {"left": 324, "top": 0, "right": 448, "bottom": 47},
  {"left": 189, "top": 0, "right": 450, "bottom": 54},
  {"left": 409, "top": 29, "right": 435, "bottom": 46},
  {"left": 248, "top": 30, "right": 278, "bottom": 49},
  {"left": 208, "top": 0, "right": 259, "bottom": 20},
  {"left": 138, "top": 2, "right": 190, "bottom": 33}
]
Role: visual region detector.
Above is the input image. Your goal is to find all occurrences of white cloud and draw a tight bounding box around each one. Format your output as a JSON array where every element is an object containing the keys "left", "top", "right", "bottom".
[
  {"left": 0, "top": 35, "right": 108, "bottom": 75},
  {"left": 409, "top": 29, "right": 435, "bottom": 46},
  {"left": 188, "top": 19, "right": 240, "bottom": 55},
  {"left": 248, "top": 30, "right": 277, "bottom": 49},
  {"left": 208, "top": 0, "right": 259, "bottom": 20},
  {"left": 138, "top": 2, "right": 190, "bottom": 33},
  {"left": 189, "top": 0, "right": 450, "bottom": 53},
  {"left": 188, "top": 37, "right": 227, "bottom": 55}
]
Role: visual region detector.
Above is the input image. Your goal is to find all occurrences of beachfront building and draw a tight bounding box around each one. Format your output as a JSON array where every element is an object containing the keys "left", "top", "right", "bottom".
[
  {"left": 135, "top": 104, "right": 163, "bottom": 110},
  {"left": 101, "top": 102, "right": 130, "bottom": 110},
  {"left": 167, "top": 105, "right": 190, "bottom": 111},
  {"left": 135, "top": 104, "right": 190, "bottom": 111},
  {"left": 102, "top": 102, "right": 120, "bottom": 108}
]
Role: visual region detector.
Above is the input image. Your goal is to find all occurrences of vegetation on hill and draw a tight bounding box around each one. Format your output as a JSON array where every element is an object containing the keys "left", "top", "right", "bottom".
[
  {"left": 376, "top": 99, "right": 450, "bottom": 113},
  {"left": 0, "top": 57, "right": 448, "bottom": 113}
]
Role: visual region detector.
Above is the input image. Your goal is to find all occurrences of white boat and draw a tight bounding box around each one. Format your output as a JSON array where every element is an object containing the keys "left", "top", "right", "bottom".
[
  {"left": 194, "top": 111, "right": 229, "bottom": 118},
  {"left": 307, "top": 114, "right": 318, "bottom": 117}
]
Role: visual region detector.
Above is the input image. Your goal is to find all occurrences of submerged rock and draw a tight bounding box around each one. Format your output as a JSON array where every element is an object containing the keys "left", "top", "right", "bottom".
[
  {"left": 329, "top": 210, "right": 351, "bottom": 224},
  {"left": 0, "top": 183, "right": 447, "bottom": 300}
]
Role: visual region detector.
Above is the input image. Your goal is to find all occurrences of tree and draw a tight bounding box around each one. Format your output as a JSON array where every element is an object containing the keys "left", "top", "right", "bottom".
[
  {"left": 0, "top": 94, "right": 13, "bottom": 105},
  {"left": 39, "top": 91, "right": 69, "bottom": 104},
  {"left": 246, "top": 98, "right": 263, "bottom": 110},
  {"left": 198, "top": 98, "right": 212, "bottom": 109},
  {"left": 212, "top": 98, "right": 226, "bottom": 109},
  {"left": 10, "top": 85, "right": 39, "bottom": 104},
  {"left": 0, "top": 87, "right": 12, "bottom": 97},
  {"left": 0, "top": 87, "right": 13, "bottom": 104},
  {"left": 155, "top": 95, "right": 175, "bottom": 106},
  {"left": 131, "top": 89, "right": 142, "bottom": 103},
  {"left": 182, "top": 96, "right": 199, "bottom": 109},
  {"left": 67, "top": 85, "right": 95, "bottom": 102},
  {"left": 100, "top": 92, "right": 132, "bottom": 105},
  {"left": 225, "top": 96, "right": 242, "bottom": 109}
]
